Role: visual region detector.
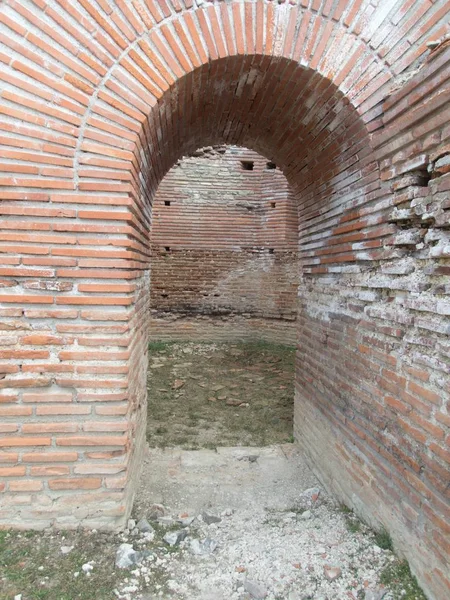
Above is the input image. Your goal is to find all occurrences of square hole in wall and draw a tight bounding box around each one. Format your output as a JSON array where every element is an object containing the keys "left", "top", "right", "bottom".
[
  {"left": 266, "top": 162, "right": 276, "bottom": 170},
  {"left": 271, "top": 202, "right": 276, "bottom": 208},
  {"left": 164, "top": 200, "right": 171, "bottom": 206},
  {"left": 269, "top": 248, "right": 275, "bottom": 254},
  {"left": 165, "top": 246, "right": 171, "bottom": 252},
  {"left": 241, "top": 160, "right": 254, "bottom": 171}
]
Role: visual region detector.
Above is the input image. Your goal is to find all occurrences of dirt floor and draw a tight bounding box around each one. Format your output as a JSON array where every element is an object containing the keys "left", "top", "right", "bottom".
[{"left": 146, "top": 341, "right": 296, "bottom": 448}]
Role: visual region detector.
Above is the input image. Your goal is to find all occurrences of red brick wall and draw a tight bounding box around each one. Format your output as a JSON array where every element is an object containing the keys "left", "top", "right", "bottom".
[
  {"left": 295, "top": 43, "right": 450, "bottom": 599},
  {"left": 0, "top": 2, "right": 448, "bottom": 598},
  {"left": 150, "top": 145, "right": 298, "bottom": 343}
]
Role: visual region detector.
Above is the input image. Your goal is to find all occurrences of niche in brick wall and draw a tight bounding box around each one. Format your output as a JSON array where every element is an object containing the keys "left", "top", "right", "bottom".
[{"left": 149, "top": 145, "right": 299, "bottom": 344}]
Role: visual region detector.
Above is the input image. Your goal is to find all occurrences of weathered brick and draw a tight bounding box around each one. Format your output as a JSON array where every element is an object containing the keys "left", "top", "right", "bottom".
[
  {"left": 48, "top": 478, "right": 102, "bottom": 490},
  {"left": 22, "top": 452, "right": 78, "bottom": 463}
]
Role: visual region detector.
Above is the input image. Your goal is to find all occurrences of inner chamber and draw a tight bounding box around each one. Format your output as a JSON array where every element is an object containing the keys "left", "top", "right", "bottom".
[{"left": 149, "top": 144, "right": 298, "bottom": 345}]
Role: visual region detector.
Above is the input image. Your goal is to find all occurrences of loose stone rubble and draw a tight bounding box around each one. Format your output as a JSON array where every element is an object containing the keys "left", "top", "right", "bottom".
[
  {"left": 112, "top": 493, "right": 395, "bottom": 600},
  {"left": 110, "top": 446, "right": 401, "bottom": 600}
]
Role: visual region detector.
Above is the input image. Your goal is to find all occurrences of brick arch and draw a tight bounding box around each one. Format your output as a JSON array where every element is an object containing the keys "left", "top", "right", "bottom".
[
  {"left": 0, "top": 3, "right": 449, "bottom": 599},
  {"left": 71, "top": 1, "right": 397, "bottom": 202}
]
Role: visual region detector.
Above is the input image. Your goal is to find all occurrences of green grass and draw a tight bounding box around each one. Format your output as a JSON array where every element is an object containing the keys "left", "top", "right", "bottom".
[
  {"left": 338, "top": 503, "right": 353, "bottom": 515},
  {"left": 380, "top": 559, "right": 427, "bottom": 600},
  {"left": 233, "top": 339, "right": 295, "bottom": 365},
  {"left": 374, "top": 528, "right": 393, "bottom": 551},
  {"left": 0, "top": 520, "right": 189, "bottom": 600},
  {"left": 146, "top": 340, "right": 296, "bottom": 449},
  {"left": 148, "top": 340, "right": 177, "bottom": 352},
  {"left": 346, "top": 519, "right": 361, "bottom": 533},
  {"left": 0, "top": 529, "right": 124, "bottom": 600},
  {"left": 337, "top": 504, "right": 363, "bottom": 533}
]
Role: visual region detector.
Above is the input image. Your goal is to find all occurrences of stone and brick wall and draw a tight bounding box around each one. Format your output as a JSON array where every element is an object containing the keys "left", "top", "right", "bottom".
[
  {"left": 0, "top": 2, "right": 449, "bottom": 598},
  {"left": 150, "top": 146, "right": 298, "bottom": 344}
]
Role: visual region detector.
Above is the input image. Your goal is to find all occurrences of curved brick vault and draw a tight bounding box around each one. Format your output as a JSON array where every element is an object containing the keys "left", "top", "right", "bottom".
[{"left": 0, "top": 2, "right": 449, "bottom": 598}]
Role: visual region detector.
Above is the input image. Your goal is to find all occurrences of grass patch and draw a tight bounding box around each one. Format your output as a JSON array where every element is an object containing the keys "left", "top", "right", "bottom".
[
  {"left": 148, "top": 340, "right": 177, "bottom": 353},
  {"left": 338, "top": 503, "right": 353, "bottom": 515},
  {"left": 374, "top": 528, "right": 393, "bottom": 551},
  {"left": 338, "top": 504, "right": 362, "bottom": 534},
  {"left": 380, "top": 559, "right": 427, "bottom": 600},
  {"left": 0, "top": 521, "right": 189, "bottom": 600},
  {"left": 0, "top": 529, "right": 123, "bottom": 600},
  {"left": 346, "top": 519, "right": 361, "bottom": 534},
  {"left": 146, "top": 340, "right": 295, "bottom": 448},
  {"left": 233, "top": 339, "right": 295, "bottom": 364}
]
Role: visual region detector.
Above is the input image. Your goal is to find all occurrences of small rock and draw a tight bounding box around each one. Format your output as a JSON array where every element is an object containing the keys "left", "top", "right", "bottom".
[
  {"left": 148, "top": 504, "right": 165, "bottom": 520},
  {"left": 158, "top": 516, "right": 175, "bottom": 526},
  {"left": 202, "top": 511, "right": 222, "bottom": 525},
  {"left": 299, "top": 487, "right": 321, "bottom": 507},
  {"left": 163, "top": 529, "right": 188, "bottom": 546},
  {"left": 172, "top": 379, "right": 185, "bottom": 390},
  {"left": 14, "top": 595, "right": 22, "bottom": 600},
  {"left": 82, "top": 562, "right": 94, "bottom": 576},
  {"left": 116, "top": 543, "right": 140, "bottom": 569},
  {"left": 324, "top": 565, "right": 341, "bottom": 581},
  {"left": 137, "top": 518, "right": 154, "bottom": 533},
  {"left": 127, "top": 518, "right": 136, "bottom": 530},
  {"left": 177, "top": 516, "right": 195, "bottom": 526},
  {"left": 226, "top": 398, "right": 241, "bottom": 406},
  {"left": 61, "top": 545, "right": 74, "bottom": 554},
  {"left": 300, "top": 510, "right": 312, "bottom": 520},
  {"left": 141, "top": 531, "right": 155, "bottom": 543},
  {"left": 243, "top": 579, "right": 268, "bottom": 599},
  {"left": 426, "top": 39, "right": 441, "bottom": 49},
  {"left": 217, "top": 394, "right": 227, "bottom": 400},
  {"left": 189, "top": 537, "right": 218, "bottom": 555},
  {"left": 365, "top": 589, "right": 387, "bottom": 600}
]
